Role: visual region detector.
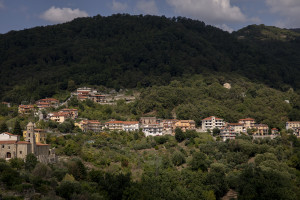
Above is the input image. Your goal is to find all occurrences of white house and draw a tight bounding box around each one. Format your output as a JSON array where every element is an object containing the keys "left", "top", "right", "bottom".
[
  {"left": 201, "top": 116, "right": 225, "bottom": 131},
  {"left": 142, "top": 124, "right": 163, "bottom": 137},
  {"left": 0, "top": 132, "right": 20, "bottom": 141},
  {"left": 122, "top": 121, "right": 139, "bottom": 132}
]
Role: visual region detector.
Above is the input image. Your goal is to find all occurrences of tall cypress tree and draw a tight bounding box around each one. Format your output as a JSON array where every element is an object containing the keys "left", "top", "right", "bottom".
[
  {"left": 0, "top": 122, "right": 8, "bottom": 132},
  {"left": 13, "top": 120, "right": 22, "bottom": 135}
]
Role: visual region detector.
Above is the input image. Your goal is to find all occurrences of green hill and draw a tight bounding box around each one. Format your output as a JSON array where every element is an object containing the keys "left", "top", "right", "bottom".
[{"left": 0, "top": 14, "right": 300, "bottom": 104}]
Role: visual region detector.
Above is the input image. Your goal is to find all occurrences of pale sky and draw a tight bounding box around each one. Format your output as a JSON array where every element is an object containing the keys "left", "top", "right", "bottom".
[{"left": 0, "top": 0, "right": 300, "bottom": 34}]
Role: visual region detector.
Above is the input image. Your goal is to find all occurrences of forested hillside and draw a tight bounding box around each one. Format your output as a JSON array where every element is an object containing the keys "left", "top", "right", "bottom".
[{"left": 0, "top": 14, "right": 300, "bottom": 103}]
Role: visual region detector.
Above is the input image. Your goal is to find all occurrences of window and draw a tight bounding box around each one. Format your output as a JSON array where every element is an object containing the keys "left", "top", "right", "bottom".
[
  {"left": 8, "top": 146, "right": 10, "bottom": 149},
  {"left": 19, "top": 151, "right": 22, "bottom": 154},
  {"left": 2, "top": 145, "right": 4, "bottom": 148}
]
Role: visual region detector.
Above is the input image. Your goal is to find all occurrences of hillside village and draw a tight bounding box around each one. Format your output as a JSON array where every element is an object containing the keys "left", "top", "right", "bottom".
[{"left": 1, "top": 86, "right": 300, "bottom": 152}]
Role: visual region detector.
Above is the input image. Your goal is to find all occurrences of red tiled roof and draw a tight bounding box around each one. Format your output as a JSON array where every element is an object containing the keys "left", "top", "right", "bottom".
[
  {"left": 0, "top": 141, "right": 17, "bottom": 144},
  {"left": 271, "top": 128, "right": 278, "bottom": 130},
  {"left": 202, "top": 116, "right": 223, "bottom": 120},
  {"left": 19, "top": 105, "right": 34, "bottom": 108},
  {"left": 287, "top": 121, "right": 300, "bottom": 123},
  {"left": 17, "top": 141, "right": 30, "bottom": 144},
  {"left": 1, "top": 132, "right": 15, "bottom": 136},
  {"left": 229, "top": 123, "right": 243, "bottom": 126},
  {"left": 105, "top": 121, "right": 125, "bottom": 124},
  {"left": 123, "top": 121, "right": 139, "bottom": 125}
]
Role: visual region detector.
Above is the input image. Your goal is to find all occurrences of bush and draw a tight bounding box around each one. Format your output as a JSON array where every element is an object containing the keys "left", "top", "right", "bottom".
[
  {"left": 171, "top": 151, "right": 186, "bottom": 166},
  {"left": 175, "top": 128, "right": 185, "bottom": 142}
]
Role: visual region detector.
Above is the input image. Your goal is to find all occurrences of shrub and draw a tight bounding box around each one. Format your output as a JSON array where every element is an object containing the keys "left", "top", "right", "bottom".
[{"left": 171, "top": 151, "right": 186, "bottom": 166}]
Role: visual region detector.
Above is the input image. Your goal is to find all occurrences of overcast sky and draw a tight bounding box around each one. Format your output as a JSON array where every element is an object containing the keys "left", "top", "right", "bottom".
[{"left": 0, "top": 0, "right": 300, "bottom": 34}]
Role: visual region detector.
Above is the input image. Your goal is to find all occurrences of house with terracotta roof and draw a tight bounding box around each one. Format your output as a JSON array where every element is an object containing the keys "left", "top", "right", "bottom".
[
  {"left": 201, "top": 116, "right": 225, "bottom": 131},
  {"left": 18, "top": 104, "right": 35, "bottom": 114},
  {"left": 105, "top": 121, "right": 125, "bottom": 131},
  {"left": 238, "top": 118, "right": 256, "bottom": 129},
  {"left": 253, "top": 124, "right": 269, "bottom": 135},
  {"left": 1, "top": 102, "right": 11, "bottom": 107},
  {"left": 0, "top": 123, "right": 55, "bottom": 163},
  {"left": 271, "top": 128, "right": 279, "bottom": 135},
  {"left": 220, "top": 126, "right": 236, "bottom": 141},
  {"left": 174, "top": 120, "right": 196, "bottom": 132},
  {"left": 286, "top": 121, "right": 300, "bottom": 130},
  {"left": 59, "top": 108, "right": 78, "bottom": 119},
  {"left": 228, "top": 123, "right": 244, "bottom": 133},
  {"left": 36, "top": 98, "right": 59, "bottom": 108},
  {"left": 76, "top": 120, "right": 103, "bottom": 133},
  {"left": 122, "top": 121, "right": 140, "bottom": 132},
  {"left": 48, "top": 112, "right": 71, "bottom": 123}
]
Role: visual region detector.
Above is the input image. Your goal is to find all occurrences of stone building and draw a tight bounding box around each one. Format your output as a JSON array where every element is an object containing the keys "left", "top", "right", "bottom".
[{"left": 0, "top": 122, "right": 56, "bottom": 163}]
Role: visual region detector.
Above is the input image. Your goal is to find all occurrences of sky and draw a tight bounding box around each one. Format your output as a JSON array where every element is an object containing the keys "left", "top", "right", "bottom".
[{"left": 1, "top": 0, "right": 300, "bottom": 34}]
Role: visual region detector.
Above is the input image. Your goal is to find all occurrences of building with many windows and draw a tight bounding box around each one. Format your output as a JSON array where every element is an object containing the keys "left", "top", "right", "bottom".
[{"left": 201, "top": 116, "right": 225, "bottom": 131}]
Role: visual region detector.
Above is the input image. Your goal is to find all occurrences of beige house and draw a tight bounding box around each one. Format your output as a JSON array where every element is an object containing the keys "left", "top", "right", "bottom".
[
  {"left": 253, "top": 124, "right": 269, "bottom": 135},
  {"left": 238, "top": 118, "right": 256, "bottom": 129},
  {"left": 49, "top": 112, "right": 71, "bottom": 123},
  {"left": 36, "top": 98, "right": 59, "bottom": 108},
  {"left": 0, "top": 122, "right": 55, "bottom": 163},
  {"left": 18, "top": 105, "right": 35, "bottom": 114},
  {"left": 228, "top": 123, "right": 244, "bottom": 133},
  {"left": 105, "top": 121, "right": 124, "bottom": 131},
  {"left": 286, "top": 121, "right": 300, "bottom": 130},
  {"left": 174, "top": 120, "right": 196, "bottom": 132},
  {"left": 59, "top": 109, "right": 78, "bottom": 119},
  {"left": 76, "top": 120, "right": 103, "bottom": 133},
  {"left": 140, "top": 117, "right": 157, "bottom": 125}
]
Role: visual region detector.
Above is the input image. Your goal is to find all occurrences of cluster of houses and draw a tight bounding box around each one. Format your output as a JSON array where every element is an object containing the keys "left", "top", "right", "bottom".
[
  {"left": 0, "top": 122, "right": 56, "bottom": 163},
  {"left": 75, "top": 117, "right": 196, "bottom": 137},
  {"left": 18, "top": 98, "right": 60, "bottom": 114},
  {"left": 72, "top": 87, "right": 135, "bottom": 104}
]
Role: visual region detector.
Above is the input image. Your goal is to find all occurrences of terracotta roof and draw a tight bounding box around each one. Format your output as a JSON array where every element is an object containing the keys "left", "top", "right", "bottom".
[
  {"left": 17, "top": 141, "right": 30, "bottom": 144},
  {"left": 19, "top": 105, "right": 34, "bottom": 108},
  {"left": 272, "top": 128, "right": 278, "bottom": 130},
  {"left": 1, "top": 132, "right": 15, "bottom": 136},
  {"left": 105, "top": 121, "right": 125, "bottom": 124},
  {"left": 202, "top": 116, "right": 223, "bottom": 120},
  {"left": 123, "top": 121, "right": 139, "bottom": 125},
  {"left": 229, "top": 123, "right": 243, "bottom": 126},
  {"left": 239, "top": 118, "right": 255, "bottom": 121},
  {"left": 287, "top": 121, "right": 300, "bottom": 123},
  {"left": 0, "top": 141, "right": 17, "bottom": 144},
  {"left": 38, "top": 98, "right": 58, "bottom": 102}
]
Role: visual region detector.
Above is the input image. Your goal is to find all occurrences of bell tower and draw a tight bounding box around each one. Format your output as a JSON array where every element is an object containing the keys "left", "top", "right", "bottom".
[{"left": 26, "top": 122, "right": 36, "bottom": 154}]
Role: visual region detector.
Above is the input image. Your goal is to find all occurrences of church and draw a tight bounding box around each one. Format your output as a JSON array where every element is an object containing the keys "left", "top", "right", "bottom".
[{"left": 0, "top": 122, "right": 56, "bottom": 163}]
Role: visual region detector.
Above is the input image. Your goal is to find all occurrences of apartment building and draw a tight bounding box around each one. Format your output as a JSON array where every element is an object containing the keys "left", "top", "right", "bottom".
[
  {"left": 286, "top": 121, "right": 300, "bottom": 130},
  {"left": 18, "top": 105, "right": 35, "bottom": 114},
  {"left": 201, "top": 116, "right": 225, "bottom": 131},
  {"left": 238, "top": 118, "right": 256, "bottom": 129},
  {"left": 142, "top": 124, "right": 163, "bottom": 137}
]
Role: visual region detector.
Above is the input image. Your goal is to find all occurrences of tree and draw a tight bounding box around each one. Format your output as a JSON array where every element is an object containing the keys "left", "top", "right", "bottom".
[
  {"left": 25, "top": 153, "right": 38, "bottom": 171},
  {"left": 171, "top": 151, "right": 186, "bottom": 166},
  {"left": 12, "top": 120, "right": 22, "bottom": 136},
  {"left": 175, "top": 128, "right": 185, "bottom": 142},
  {"left": 189, "top": 152, "right": 210, "bottom": 171},
  {"left": 0, "top": 122, "right": 8, "bottom": 132},
  {"left": 212, "top": 128, "right": 220, "bottom": 136},
  {"left": 9, "top": 158, "right": 24, "bottom": 170}
]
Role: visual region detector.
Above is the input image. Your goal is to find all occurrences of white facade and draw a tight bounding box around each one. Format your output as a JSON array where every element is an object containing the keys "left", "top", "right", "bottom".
[
  {"left": 286, "top": 121, "right": 300, "bottom": 130},
  {"left": 142, "top": 125, "right": 163, "bottom": 137},
  {"left": 123, "top": 122, "right": 139, "bottom": 132},
  {"left": 201, "top": 116, "right": 225, "bottom": 131},
  {"left": 0, "top": 132, "right": 19, "bottom": 141}
]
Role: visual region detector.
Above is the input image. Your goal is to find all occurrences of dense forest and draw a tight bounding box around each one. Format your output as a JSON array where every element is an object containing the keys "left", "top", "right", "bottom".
[
  {"left": 1, "top": 14, "right": 300, "bottom": 103},
  {"left": 1, "top": 129, "right": 300, "bottom": 199}
]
